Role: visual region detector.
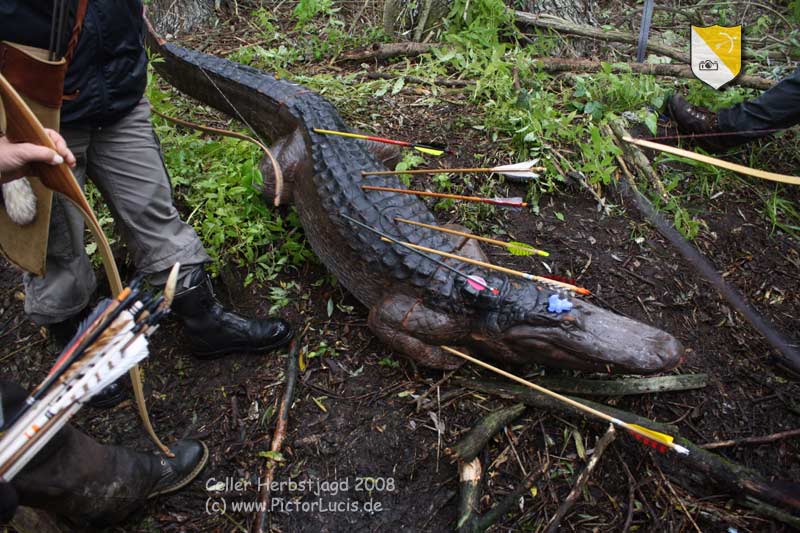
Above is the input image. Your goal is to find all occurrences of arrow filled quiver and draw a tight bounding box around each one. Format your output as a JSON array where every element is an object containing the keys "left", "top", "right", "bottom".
[{"left": 0, "top": 0, "right": 172, "bottom": 455}]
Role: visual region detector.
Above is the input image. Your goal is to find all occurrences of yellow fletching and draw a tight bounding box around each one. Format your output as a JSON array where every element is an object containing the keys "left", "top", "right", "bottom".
[
  {"left": 414, "top": 146, "right": 445, "bottom": 156},
  {"left": 507, "top": 241, "right": 549, "bottom": 257},
  {"left": 628, "top": 424, "right": 674, "bottom": 445}
]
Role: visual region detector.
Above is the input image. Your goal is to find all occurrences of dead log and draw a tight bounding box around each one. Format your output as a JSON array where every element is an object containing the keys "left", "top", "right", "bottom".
[
  {"left": 544, "top": 424, "right": 617, "bottom": 532},
  {"left": 455, "top": 378, "right": 800, "bottom": 514},
  {"left": 534, "top": 373, "right": 708, "bottom": 396},
  {"left": 531, "top": 57, "right": 775, "bottom": 91},
  {"left": 515, "top": 11, "right": 795, "bottom": 63},
  {"left": 446, "top": 403, "right": 526, "bottom": 462},
  {"left": 341, "top": 42, "right": 438, "bottom": 62}
]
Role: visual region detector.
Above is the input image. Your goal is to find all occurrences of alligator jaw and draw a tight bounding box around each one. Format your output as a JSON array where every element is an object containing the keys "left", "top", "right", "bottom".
[{"left": 499, "top": 299, "right": 685, "bottom": 374}]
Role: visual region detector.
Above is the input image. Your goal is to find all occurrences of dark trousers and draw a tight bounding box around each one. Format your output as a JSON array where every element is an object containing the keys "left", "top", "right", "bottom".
[{"left": 718, "top": 66, "right": 800, "bottom": 137}]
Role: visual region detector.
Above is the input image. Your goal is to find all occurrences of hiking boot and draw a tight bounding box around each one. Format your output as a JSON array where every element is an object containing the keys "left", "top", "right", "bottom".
[
  {"left": 12, "top": 427, "right": 208, "bottom": 527},
  {"left": 170, "top": 268, "right": 293, "bottom": 358},
  {"left": 667, "top": 94, "right": 750, "bottom": 152}
]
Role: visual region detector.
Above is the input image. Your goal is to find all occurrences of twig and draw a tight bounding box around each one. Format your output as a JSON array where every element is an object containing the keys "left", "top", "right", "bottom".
[
  {"left": 446, "top": 403, "right": 527, "bottom": 463},
  {"left": 473, "top": 456, "right": 549, "bottom": 532},
  {"left": 416, "top": 368, "right": 460, "bottom": 412},
  {"left": 366, "top": 71, "right": 471, "bottom": 88},
  {"left": 253, "top": 335, "right": 304, "bottom": 533},
  {"left": 544, "top": 424, "right": 617, "bottom": 533},
  {"left": 699, "top": 428, "right": 800, "bottom": 450}
]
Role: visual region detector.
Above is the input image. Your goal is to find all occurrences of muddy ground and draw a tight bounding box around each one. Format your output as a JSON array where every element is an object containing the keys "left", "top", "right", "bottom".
[{"left": 2, "top": 2, "right": 800, "bottom": 532}]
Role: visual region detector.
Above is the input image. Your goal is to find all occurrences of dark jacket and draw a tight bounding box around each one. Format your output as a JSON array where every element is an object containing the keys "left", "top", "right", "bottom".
[{"left": 0, "top": 0, "right": 148, "bottom": 127}]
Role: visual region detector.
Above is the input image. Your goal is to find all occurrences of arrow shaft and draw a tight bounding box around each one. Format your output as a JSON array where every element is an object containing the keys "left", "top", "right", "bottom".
[
  {"left": 363, "top": 166, "right": 546, "bottom": 177},
  {"left": 440, "top": 346, "right": 686, "bottom": 454},
  {"left": 385, "top": 238, "right": 588, "bottom": 294},
  {"left": 361, "top": 185, "right": 527, "bottom": 207},
  {"left": 395, "top": 217, "right": 547, "bottom": 256}
]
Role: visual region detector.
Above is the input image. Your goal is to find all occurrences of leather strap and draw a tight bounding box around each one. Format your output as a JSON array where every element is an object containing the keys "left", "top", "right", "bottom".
[{"left": 63, "top": 0, "right": 88, "bottom": 65}]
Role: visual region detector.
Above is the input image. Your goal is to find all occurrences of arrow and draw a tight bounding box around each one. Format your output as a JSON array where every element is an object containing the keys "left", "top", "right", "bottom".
[
  {"left": 379, "top": 237, "right": 590, "bottom": 295},
  {"left": 394, "top": 217, "right": 549, "bottom": 257},
  {"left": 361, "top": 185, "right": 527, "bottom": 207},
  {"left": 312, "top": 128, "right": 454, "bottom": 156},
  {"left": 623, "top": 135, "right": 800, "bottom": 186},
  {"left": 362, "top": 160, "right": 545, "bottom": 180},
  {"left": 440, "top": 346, "right": 689, "bottom": 456},
  {"left": 340, "top": 215, "right": 500, "bottom": 295}
]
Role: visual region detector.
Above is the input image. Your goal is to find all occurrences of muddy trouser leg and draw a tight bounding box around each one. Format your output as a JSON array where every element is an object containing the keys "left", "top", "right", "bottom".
[
  {"left": 23, "top": 97, "right": 211, "bottom": 325},
  {"left": 1, "top": 381, "right": 161, "bottom": 526},
  {"left": 717, "top": 66, "right": 800, "bottom": 138}
]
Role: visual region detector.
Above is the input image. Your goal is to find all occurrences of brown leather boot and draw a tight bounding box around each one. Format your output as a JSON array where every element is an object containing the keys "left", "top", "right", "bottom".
[{"left": 667, "top": 94, "right": 751, "bottom": 152}]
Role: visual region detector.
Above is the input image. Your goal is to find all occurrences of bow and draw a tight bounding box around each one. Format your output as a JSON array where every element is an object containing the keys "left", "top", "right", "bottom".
[
  {"left": 623, "top": 136, "right": 800, "bottom": 186},
  {"left": 0, "top": 73, "right": 173, "bottom": 456}
]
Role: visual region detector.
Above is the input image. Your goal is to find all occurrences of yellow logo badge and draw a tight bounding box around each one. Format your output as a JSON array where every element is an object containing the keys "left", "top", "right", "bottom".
[{"left": 691, "top": 25, "right": 741, "bottom": 89}]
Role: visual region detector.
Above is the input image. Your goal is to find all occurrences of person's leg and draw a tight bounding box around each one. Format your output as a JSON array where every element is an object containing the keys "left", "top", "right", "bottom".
[
  {"left": 718, "top": 66, "right": 800, "bottom": 133},
  {"left": 22, "top": 128, "right": 96, "bottom": 327},
  {"left": 86, "top": 98, "right": 292, "bottom": 357},
  {"left": 0, "top": 381, "right": 208, "bottom": 527}
]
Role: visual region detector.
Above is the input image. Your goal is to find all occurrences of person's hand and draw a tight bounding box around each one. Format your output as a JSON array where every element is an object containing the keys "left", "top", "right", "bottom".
[{"left": 0, "top": 129, "right": 76, "bottom": 183}]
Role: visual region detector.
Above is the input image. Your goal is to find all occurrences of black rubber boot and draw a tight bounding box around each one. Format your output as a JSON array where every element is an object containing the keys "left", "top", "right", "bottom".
[
  {"left": 171, "top": 268, "right": 293, "bottom": 358},
  {"left": 667, "top": 94, "right": 750, "bottom": 152}
]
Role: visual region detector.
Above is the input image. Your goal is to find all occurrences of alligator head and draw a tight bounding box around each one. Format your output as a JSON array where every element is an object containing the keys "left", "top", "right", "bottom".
[{"left": 463, "top": 278, "right": 685, "bottom": 374}]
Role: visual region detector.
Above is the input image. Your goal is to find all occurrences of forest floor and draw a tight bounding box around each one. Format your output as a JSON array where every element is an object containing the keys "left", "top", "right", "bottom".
[{"left": 2, "top": 1, "right": 800, "bottom": 532}]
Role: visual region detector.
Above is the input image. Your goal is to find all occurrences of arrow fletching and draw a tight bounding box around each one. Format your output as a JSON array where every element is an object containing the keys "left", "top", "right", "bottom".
[
  {"left": 413, "top": 145, "right": 445, "bottom": 156},
  {"left": 491, "top": 160, "right": 544, "bottom": 180},
  {"left": 507, "top": 241, "right": 549, "bottom": 257}
]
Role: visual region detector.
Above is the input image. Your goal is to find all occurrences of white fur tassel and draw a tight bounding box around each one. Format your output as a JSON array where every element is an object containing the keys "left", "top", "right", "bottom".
[{"left": 1, "top": 177, "right": 38, "bottom": 225}]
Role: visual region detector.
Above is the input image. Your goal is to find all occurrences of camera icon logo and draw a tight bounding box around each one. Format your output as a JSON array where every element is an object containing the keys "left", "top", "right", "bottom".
[{"left": 697, "top": 60, "right": 719, "bottom": 71}]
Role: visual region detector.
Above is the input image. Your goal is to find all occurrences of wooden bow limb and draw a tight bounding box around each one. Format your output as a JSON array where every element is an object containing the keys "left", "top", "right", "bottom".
[
  {"left": 0, "top": 74, "right": 173, "bottom": 456},
  {"left": 151, "top": 108, "right": 284, "bottom": 206},
  {"left": 623, "top": 136, "right": 800, "bottom": 186}
]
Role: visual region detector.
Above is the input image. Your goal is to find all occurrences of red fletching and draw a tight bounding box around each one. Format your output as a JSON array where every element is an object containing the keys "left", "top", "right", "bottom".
[{"left": 629, "top": 431, "right": 669, "bottom": 454}]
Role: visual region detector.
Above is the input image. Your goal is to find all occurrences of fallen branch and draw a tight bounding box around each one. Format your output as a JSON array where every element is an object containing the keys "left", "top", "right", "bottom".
[
  {"left": 515, "top": 11, "right": 795, "bottom": 63},
  {"left": 608, "top": 122, "right": 670, "bottom": 200},
  {"left": 341, "top": 42, "right": 438, "bottom": 61},
  {"left": 456, "top": 458, "right": 482, "bottom": 532},
  {"left": 534, "top": 373, "right": 708, "bottom": 396},
  {"left": 516, "top": 11, "right": 688, "bottom": 62},
  {"left": 699, "top": 428, "right": 800, "bottom": 450},
  {"left": 253, "top": 336, "right": 303, "bottom": 533},
  {"left": 530, "top": 57, "right": 775, "bottom": 91},
  {"left": 446, "top": 403, "right": 527, "bottom": 463},
  {"left": 608, "top": 122, "right": 800, "bottom": 375},
  {"left": 544, "top": 424, "right": 617, "bottom": 533},
  {"left": 455, "top": 377, "right": 800, "bottom": 514}
]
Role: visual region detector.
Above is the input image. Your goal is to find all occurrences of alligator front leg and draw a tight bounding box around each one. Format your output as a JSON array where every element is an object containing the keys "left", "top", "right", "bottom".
[{"left": 368, "top": 293, "right": 470, "bottom": 370}]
